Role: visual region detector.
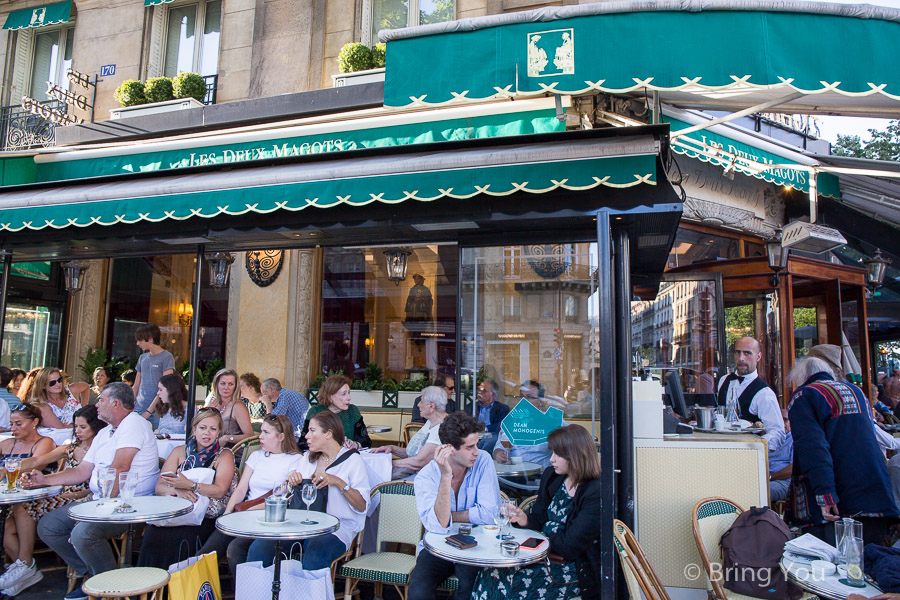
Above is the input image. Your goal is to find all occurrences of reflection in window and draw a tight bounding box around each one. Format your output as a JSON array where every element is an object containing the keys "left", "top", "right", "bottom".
[
  {"left": 29, "top": 27, "right": 74, "bottom": 101},
  {"left": 668, "top": 228, "right": 740, "bottom": 269},
  {"left": 164, "top": 0, "right": 221, "bottom": 77},
  {"left": 1, "top": 304, "right": 62, "bottom": 370},
  {"left": 793, "top": 306, "right": 817, "bottom": 358},
  {"left": 367, "top": 0, "right": 453, "bottom": 45}
]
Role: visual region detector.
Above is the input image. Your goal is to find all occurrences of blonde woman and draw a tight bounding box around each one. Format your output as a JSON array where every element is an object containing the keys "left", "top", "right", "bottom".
[
  {"left": 28, "top": 367, "right": 89, "bottom": 429},
  {"left": 204, "top": 368, "right": 253, "bottom": 447}
]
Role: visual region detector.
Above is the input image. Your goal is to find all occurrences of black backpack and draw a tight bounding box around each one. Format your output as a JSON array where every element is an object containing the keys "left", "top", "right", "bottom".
[{"left": 719, "top": 506, "right": 801, "bottom": 600}]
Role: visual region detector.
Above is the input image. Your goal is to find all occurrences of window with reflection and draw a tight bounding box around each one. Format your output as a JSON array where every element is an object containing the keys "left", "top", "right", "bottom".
[{"left": 668, "top": 228, "right": 741, "bottom": 269}]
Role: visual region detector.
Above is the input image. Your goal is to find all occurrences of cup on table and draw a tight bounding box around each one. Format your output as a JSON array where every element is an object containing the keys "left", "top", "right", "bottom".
[
  {"left": 835, "top": 517, "right": 863, "bottom": 565},
  {"left": 500, "top": 541, "right": 519, "bottom": 558},
  {"left": 844, "top": 535, "right": 865, "bottom": 587},
  {"left": 3, "top": 457, "right": 21, "bottom": 493},
  {"left": 118, "top": 472, "right": 135, "bottom": 509},
  {"left": 458, "top": 524, "right": 472, "bottom": 535}
]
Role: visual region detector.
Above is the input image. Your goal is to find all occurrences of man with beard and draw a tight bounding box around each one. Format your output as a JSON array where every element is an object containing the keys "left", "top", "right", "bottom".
[{"left": 717, "top": 336, "right": 785, "bottom": 453}]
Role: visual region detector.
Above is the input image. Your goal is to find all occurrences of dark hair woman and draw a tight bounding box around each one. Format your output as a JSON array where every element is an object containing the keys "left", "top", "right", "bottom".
[
  {"left": 472, "top": 425, "right": 603, "bottom": 600},
  {"left": 142, "top": 373, "right": 188, "bottom": 436},
  {"left": 298, "top": 375, "right": 371, "bottom": 452}
]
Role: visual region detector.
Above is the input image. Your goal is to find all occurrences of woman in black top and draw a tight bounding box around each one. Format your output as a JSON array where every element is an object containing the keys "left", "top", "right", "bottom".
[{"left": 472, "top": 425, "right": 603, "bottom": 600}]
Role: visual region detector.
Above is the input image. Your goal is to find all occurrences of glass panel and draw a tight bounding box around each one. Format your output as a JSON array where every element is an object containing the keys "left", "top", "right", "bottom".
[
  {"left": 668, "top": 228, "right": 740, "bottom": 269},
  {"left": 199, "top": 0, "right": 221, "bottom": 76},
  {"left": 1, "top": 303, "right": 62, "bottom": 371},
  {"left": 106, "top": 255, "right": 227, "bottom": 370},
  {"left": 794, "top": 306, "right": 817, "bottom": 358},
  {"left": 371, "top": 0, "right": 408, "bottom": 45},
  {"left": 30, "top": 30, "right": 60, "bottom": 100},
  {"left": 419, "top": 0, "right": 453, "bottom": 25},
  {"left": 320, "top": 245, "right": 458, "bottom": 387},
  {"left": 460, "top": 243, "right": 598, "bottom": 471},
  {"left": 164, "top": 4, "right": 197, "bottom": 77},
  {"left": 841, "top": 299, "right": 862, "bottom": 378},
  {"left": 632, "top": 279, "right": 722, "bottom": 414},
  {"left": 61, "top": 27, "right": 73, "bottom": 89},
  {"left": 725, "top": 304, "right": 755, "bottom": 364}
]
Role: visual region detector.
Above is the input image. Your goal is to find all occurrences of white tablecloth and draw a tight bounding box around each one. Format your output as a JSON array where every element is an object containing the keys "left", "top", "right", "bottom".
[{"left": 157, "top": 438, "right": 185, "bottom": 461}]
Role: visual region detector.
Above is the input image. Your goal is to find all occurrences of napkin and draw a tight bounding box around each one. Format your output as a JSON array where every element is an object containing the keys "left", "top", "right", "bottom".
[{"left": 784, "top": 533, "right": 838, "bottom": 562}]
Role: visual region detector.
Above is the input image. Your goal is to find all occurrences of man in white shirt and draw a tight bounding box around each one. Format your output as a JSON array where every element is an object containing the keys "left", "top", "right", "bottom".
[
  {"left": 717, "top": 336, "right": 785, "bottom": 452},
  {"left": 29, "top": 382, "right": 159, "bottom": 597}
]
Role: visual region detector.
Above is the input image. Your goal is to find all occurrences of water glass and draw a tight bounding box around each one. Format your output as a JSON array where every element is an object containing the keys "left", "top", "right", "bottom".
[
  {"left": 844, "top": 535, "right": 865, "bottom": 588},
  {"left": 272, "top": 481, "right": 289, "bottom": 500},
  {"left": 98, "top": 468, "right": 116, "bottom": 504},
  {"left": 118, "top": 472, "right": 135, "bottom": 508},
  {"left": 501, "top": 499, "right": 517, "bottom": 540},
  {"left": 300, "top": 482, "right": 318, "bottom": 525},
  {"left": 493, "top": 506, "right": 510, "bottom": 544},
  {"left": 835, "top": 518, "right": 863, "bottom": 565}
]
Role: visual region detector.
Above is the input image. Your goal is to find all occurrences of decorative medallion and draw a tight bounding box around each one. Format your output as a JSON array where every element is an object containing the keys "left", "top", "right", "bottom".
[
  {"left": 245, "top": 250, "right": 284, "bottom": 287},
  {"left": 526, "top": 29, "right": 575, "bottom": 78},
  {"left": 526, "top": 244, "right": 570, "bottom": 279}
]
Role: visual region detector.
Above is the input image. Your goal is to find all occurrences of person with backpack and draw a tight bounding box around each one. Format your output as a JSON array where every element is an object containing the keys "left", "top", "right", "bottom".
[{"left": 787, "top": 356, "right": 898, "bottom": 547}]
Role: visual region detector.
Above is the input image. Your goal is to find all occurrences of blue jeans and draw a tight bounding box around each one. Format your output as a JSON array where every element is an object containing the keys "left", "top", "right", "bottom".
[{"left": 247, "top": 533, "right": 345, "bottom": 570}]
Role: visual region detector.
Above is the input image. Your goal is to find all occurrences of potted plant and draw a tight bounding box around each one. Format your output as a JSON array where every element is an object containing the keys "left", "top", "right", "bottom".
[
  {"left": 111, "top": 73, "right": 205, "bottom": 120},
  {"left": 332, "top": 42, "right": 386, "bottom": 88},
  {"left": 172, "top": 72, "right": 207, "bottom": 103},
  {"left": 349, "top": 362, "right": 384, "bottom": 407}
]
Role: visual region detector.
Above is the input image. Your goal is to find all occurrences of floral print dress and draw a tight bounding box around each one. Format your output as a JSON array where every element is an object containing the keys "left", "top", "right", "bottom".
[{"left": 472, "top": 484, "right": 581, "bottom": 600}]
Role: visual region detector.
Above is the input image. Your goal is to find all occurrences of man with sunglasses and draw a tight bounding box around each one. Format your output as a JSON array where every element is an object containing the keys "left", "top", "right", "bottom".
[{"left": 412, "top": 375, "right": 456, "bottom": 424}]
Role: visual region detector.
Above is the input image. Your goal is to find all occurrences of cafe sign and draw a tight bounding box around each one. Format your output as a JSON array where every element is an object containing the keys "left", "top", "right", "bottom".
[
  {"left": 500, "top": 399, "right": 564, "bottom": 446},
  {"left": 21, "top": 68, "right": 94, "bottom": 126}
]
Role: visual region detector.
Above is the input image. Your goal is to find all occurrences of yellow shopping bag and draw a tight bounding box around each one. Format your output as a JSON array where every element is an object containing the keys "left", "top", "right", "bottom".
[{"left": 168, "top": 551, "right": 221, "bottom": 600}]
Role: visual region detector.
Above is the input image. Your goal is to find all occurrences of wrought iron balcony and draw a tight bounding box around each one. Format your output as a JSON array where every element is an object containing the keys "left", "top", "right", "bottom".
[{"left": 0, "top": 100, "right": 65, "bottom": 151}]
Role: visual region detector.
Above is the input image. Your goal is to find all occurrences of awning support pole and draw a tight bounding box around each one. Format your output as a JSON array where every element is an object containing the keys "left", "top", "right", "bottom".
[
  {"left": 809, "top": 171, "right": 819, "bottom": 223},
  {"left": 670, "top": 92, "right": 805, "bottom": 139},
  {"left": 651, "top": 91, "right": 660, "bottom": 124},
  {"left": 596, "top": 209, "right": 618, "bottom": 599},
  {"left": 0, "top": 252, "right": 12, "bottom": 356},
  {"left": 185, "top": 245, "right": 204, "bottom": 428},
  {"left": 614, "top": 228, "right": 634, "bottom": 533}
]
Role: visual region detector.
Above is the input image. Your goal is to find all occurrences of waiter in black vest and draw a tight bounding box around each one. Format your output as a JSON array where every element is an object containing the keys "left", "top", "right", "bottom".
[{"left": 717, "top": 336, "right": 786, "bottom": 453}]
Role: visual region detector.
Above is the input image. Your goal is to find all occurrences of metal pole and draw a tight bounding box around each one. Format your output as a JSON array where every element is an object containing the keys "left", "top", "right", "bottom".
[
  {"left": 185, "top": 245, "right": 204, "bottom": 428},
  {"left": 596, "top": 210, "right": 617, "bottom": 600},
  {"left": 614, "top": 228, "right": 634, "bottom": 530},
  {"left": 455, "top": 244, "right": 463, "bottom": 413},
  {"left": 0, "top": 253, "right": 11, "bottom": 363}
]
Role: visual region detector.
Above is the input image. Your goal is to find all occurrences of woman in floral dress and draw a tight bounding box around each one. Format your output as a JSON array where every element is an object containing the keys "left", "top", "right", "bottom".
[
  {"left": 472, "top": 425, "right": 603, "bottom": 600},
  {"left": 27, "top": 367, "right": 90, "bottom": 429}
]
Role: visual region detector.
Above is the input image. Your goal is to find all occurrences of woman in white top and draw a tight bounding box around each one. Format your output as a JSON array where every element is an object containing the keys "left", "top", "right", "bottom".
[
  {"left": 246, "top": 410, "right": 369, "bottom": 569},
  {"left": 372, "top": 385, "right": 447, "bottom": 479},
  {"left": 198, "top": 414, "right": 301, "bottom": 575}
]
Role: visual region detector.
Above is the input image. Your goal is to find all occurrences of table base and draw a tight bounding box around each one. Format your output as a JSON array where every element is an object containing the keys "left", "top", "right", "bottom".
[{"left": 272, "top": 540, "right": 282, "bottom": 600}]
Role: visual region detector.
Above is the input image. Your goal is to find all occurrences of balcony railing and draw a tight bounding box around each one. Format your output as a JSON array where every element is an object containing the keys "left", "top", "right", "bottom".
[
  {"left": 0, "top": 100, "right": 65, "bottom": 151},
  {"left": 203, "top": 74, "right": 218, "bottom": 105}
]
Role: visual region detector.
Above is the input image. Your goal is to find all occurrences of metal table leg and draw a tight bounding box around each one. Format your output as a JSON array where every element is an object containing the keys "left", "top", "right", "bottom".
[
  {"left": 122, "top": 524, "right": 134, "bottom": 568},
  {"left": 272, "top": 540, "right": 282, "bottom": 600}
]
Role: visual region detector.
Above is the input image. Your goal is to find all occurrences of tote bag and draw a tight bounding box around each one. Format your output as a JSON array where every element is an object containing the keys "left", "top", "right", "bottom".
[
  {"left": 236, "top": 560, "right": 335, "bottom": 600},
  {"left": 168, "top": 551, "right": 221, "bottom": 600}
]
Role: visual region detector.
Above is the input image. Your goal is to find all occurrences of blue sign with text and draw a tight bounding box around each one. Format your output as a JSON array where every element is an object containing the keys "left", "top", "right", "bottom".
[{"left": 100, "top": 64, "right": 116, "bottom": 77}]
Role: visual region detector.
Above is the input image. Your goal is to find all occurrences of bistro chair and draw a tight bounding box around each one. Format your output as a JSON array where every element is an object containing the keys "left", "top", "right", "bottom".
[
  {"left": 403, "top": 422, "right": 422, "bottom": 446},
  {"left": 519, "top": 495, "right": 538, "bottom": 516},
  {"left": 82, "top": 566, "right": 169, "bottom": 600},
  {"left": 234, "top": 436, "right": 259, "bottom": 476},
  {"left": 341, "top": 481, "right": 423, "bottom": 600},
  {"left": 692, "top": 497, "right": 747, "bottom": 600},
  {"left": 613, "top": 519, "right": 671, "bottom": 600}
]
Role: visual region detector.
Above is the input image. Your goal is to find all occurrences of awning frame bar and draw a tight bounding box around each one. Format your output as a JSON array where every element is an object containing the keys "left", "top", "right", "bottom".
[{"left": 670, "top": 92, "right": 805, "bottom": 139}]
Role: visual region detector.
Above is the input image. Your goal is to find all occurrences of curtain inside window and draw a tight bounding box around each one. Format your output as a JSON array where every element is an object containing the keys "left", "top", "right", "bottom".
[
  {"left": 164, "top": 4, "right": 196, "bottom": 77},
  {"left": 29, "top": 30, "right": 58, "bottom": 99},
  {"left": 200, "top": 0, "right": 220, "bottom": 76}
]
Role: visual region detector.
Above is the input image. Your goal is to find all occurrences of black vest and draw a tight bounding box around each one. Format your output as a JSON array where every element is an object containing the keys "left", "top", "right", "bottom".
[{"left": 716, "top": 373, "right": 769, "bottom": 423}]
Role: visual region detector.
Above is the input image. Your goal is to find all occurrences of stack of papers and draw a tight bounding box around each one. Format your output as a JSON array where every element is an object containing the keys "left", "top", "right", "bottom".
[{"left": 784, "top": 533, "right": 838, "bottom": 563}]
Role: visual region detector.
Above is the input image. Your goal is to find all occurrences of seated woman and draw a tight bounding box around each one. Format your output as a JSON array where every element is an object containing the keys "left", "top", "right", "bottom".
[
  {"left": 27, "top": 367, "right": 90, "bottom": 429},
  {"left": 204, "top": 368, "right": 253, "bottom": 448},
  {"left": 473, "top": 425, "right": 602, "bottom": 600},
  {"left": 198, "top": 414, "right": 301, "bottom": 575},
  {"left": 371, "top": 385, "right": 448, "bottom": 479},
  {"left": 0, "top": 405, "right": 102, "bottom": 596},
  {"left": 240, "top": 372, "right": 271, "bottom": 420},
  {"left": 137, "top": 407, "right": 237, "bottom": 569},
  {"left": 15, "top": 369, "right": 39, "bottom": 404},
  {"left": 90, "top": 367, "right": 111, "bottom": 400},
  {"left": 299, "top": 375, "right": 370, "bottom": 452},
  {"left": 142, "top": 373, "right": 188, "bottom": 436},
  {"left": 247, "top": 410, "right": 369, "bottom": 569}
]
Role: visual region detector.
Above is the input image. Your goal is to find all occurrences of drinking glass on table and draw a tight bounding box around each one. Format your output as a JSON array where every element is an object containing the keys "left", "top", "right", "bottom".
[
  {"left": 118, "top": 471, "right": 135, "bottom": 510},
  {"left": 501, "top": 499, "right": 518, "bottom": 541},
  {"left": 494, "top": 506, "right": 510, "bottom": 544},
  {"left": 300, "top": 482, "right": 318, "bottom": 525},
  {"left": 3, "top": 457, "right": 21, "bottom": 493},
  {"left": 98, "top": 468, "right": 116, "bottom": 504},
  {"left": 272, "top": 481, "right": 289, "bottom": 500}
]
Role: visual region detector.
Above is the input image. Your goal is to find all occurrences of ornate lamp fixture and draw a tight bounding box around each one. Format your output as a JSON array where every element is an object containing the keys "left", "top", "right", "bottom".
[
  {"left": 766, "top": 231, "right": 789, "bottom": 287},
  {"left": 61, "top": 260, "right": 89, "bottom": 292},
  {"left": 206, "top": 252, "right": 235, "bottom": 289},
  {"left": 177, "top": 302, "right": 193, "bottom": 328},
  {"left": 864, "top": 249, "right": 891, "bottom": 289},
  {"left": 383, "top": 248, "right": 411, "bottom": 286}
]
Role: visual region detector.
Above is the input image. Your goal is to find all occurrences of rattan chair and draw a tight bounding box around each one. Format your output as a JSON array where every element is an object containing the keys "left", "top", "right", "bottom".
[
  {"left": 233, "top": 436, "right": 259, "bottom": 476},
  {"left": 403, "top": 422, "right": 423, "bottom": 446},
  {"left": 341, "top": 481, "right": 423, "bottom": 600},
  {"left": 519, "top": 495, "right": 538, "bottom": 515},
  {"left": 613, "top": 519, "right": 671, "bottom": 600},
  {"left": 692, "top": 497, "right": 753, "bottom": 600},
  {"left": 82, "top": 566, "right": 169, "bottom": 600}
]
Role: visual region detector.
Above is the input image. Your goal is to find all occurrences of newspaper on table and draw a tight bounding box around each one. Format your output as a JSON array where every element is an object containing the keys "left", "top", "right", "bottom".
[{"left": 784, "top": 533, "right": 839, "bottom": 563}]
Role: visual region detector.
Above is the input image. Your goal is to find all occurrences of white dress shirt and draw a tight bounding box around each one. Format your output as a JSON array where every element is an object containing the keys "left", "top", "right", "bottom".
[{"left": 718, "top": 370, "right": 785, "bottom": 452}]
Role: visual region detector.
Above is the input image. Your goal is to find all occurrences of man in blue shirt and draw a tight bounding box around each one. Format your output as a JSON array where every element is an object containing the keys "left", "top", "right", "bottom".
[
  {"left": 261, "top": 378, "right": 309, "bottom": 435},
  {"left": 475, "top": 379, "right": 509, "bottom": 453},
  {"left": 409, "top": 412, "right": 501, "bottom": 600},
  {"left": 769, "top": 408, "right": 793, "bottom": 503}
]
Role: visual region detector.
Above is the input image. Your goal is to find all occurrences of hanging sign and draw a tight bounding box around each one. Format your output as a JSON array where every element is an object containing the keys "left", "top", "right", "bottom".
[
  {"left": 500, "top": 399, "right": 564, "bottom": 446},
  {"left": 20, "top": 68, "right": 94, "bottom": 125}
]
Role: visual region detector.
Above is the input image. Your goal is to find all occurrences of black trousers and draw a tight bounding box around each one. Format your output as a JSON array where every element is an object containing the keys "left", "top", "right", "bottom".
[
  {"left": 136, "top": 518, "right": 218, "bottom": 569},
  {"left": 407, "top": 548, "right": 479, "bottom": 600}
]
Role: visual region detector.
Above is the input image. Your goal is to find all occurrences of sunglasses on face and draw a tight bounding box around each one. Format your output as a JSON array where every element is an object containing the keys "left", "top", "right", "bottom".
[{"left": 47, "top": 378, "right": 63, "bottom": 387}]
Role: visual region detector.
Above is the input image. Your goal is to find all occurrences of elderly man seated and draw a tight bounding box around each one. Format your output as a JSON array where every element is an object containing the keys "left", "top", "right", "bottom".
[
  {"left": 27, "top": 382, "right": 159, "bottom": 600},
  {"left": 372, "top": 386, "right": 449, "bottom": 479}
]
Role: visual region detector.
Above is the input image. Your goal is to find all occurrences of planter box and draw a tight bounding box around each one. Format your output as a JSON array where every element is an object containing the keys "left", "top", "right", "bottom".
[
  {"left": 398, "top": 391, "right": 419, "bottom": 408},
  {"left": 350, "top": 390, "right": 384, "bottom": 407},
  {"left": 194, "top": 385, "right": 208, "bottom": 405},
  {"left": 110, "top": 97, "right": 203, "bottom": 120},
  {"left": 332, "top": 67, "right": 385, "bottom": 88}
]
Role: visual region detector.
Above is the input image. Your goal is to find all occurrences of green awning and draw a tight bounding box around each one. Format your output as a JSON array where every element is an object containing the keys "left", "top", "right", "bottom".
[
  {"left": 382, "top": 3, "right": 900, "bottom": 115},
  {"left": 3, "top": 1, "right": 71, "bottom": 30},
  {"left": 143, "top": 0, "right": 176, "bottom": 6},
  {"left": 0, "top": 136, "right": 659, "bottom": 232}
]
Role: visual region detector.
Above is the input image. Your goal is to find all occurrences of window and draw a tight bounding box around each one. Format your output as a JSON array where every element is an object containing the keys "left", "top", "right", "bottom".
[
  {"left": 29, "top": 26, "right": 73, "bottom": 100},
  {"left": 364, "top": 0, "right": 453, "bottom": 46},
  {"left": 149, "top": 0, "right": 220, "bottom": 79}
]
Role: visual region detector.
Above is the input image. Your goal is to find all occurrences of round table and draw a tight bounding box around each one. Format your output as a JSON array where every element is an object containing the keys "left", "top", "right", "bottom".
[
  {"left": 781, "top": 556, "right": 883, "bottom": 600},
  {"left": 216, "top": 509, "right": 339, "bottom": 600},
  {"left": 366, "top": 425, "right": 392, "bottom": 434},
  {"left": 494, "top": 461, "right": 542, "bottom": 477},
  {"left": 0, "top": 486, "right": 62, "bottom": 545},
  {"left": 423, "top": 523, "right": 549, "bottom": 568},
  {"left": 68, "top": 496, "right": 193, "bottom": 567}
]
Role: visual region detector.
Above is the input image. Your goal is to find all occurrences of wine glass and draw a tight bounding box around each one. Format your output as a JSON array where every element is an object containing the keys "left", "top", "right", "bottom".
[
  {"left": 501, "top": 499, "right": 518, "bottom": 541},
  {"left": 300, "top": 482, "right": 318, "bottom": 525},
  {"left": 493, "top": 506, "right": 509, "bottom": 543},
  {"left": 272, "top": 481, "right": 289, "bottom": 500}
]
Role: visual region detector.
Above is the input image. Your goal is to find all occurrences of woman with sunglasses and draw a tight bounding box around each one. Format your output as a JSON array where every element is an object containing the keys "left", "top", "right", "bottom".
[
  {"left": 137, "top": 407, "right": 237, "bottom": 569},
  {"left": 0, "top": 405, "right": 103, "bottom": 596},
  {"left": 204, "top": 368, "right": 253, "bottom": 448},
  {"left": 298, "top": 375, "right": 371, "bottom": 451},
  {"left": 199, "top": 414, "right": 301, "bottom": 575},
  {"left": 28, "top": 367, "right": 90, "bottom": 430},
  {"left": 142, "top": 373, "right": 187, "bottom": 436},
  {"left": 247, "top": 410, "right": 369, "bottom": 570}
]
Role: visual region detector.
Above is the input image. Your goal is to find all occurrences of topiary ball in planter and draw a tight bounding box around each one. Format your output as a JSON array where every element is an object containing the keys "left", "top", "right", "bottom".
[
  {"left": 113, "top": 80, "right": 147, "bottom": 107},
  {"left": 372, "top": 43, "right": 386, "bottom": 68},
  {"left": 338, "top": 42, "right": 375, "bottom": 73},
  {"left": 173, "top": 72, "right": 207, "bottom": 103},
  {"left": 144, "top": 76, "right": 175, "bottom": 103}
]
